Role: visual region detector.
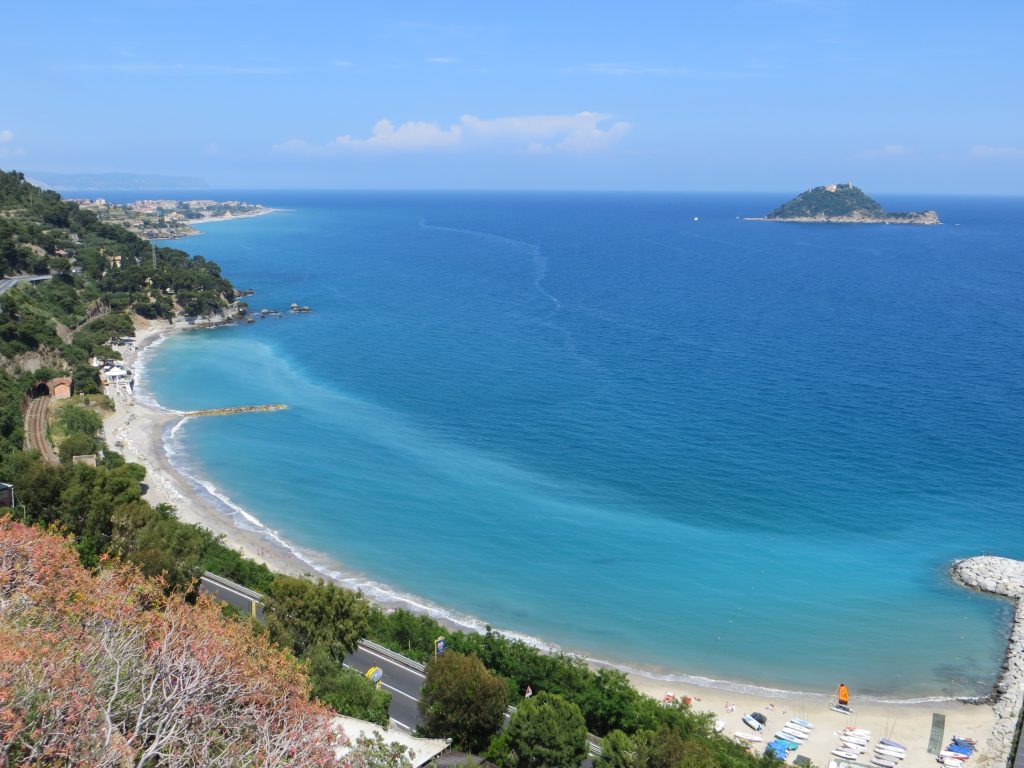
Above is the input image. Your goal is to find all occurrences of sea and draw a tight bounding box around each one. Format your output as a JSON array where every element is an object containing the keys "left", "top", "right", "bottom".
[{"left": 99, "top": 189, "right": 1024, "bottom": 700}]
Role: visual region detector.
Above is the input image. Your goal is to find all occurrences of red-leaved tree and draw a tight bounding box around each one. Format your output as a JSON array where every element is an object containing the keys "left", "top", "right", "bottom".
[{"left": 0, "top": 517, "right": 347, "bottom": 767}]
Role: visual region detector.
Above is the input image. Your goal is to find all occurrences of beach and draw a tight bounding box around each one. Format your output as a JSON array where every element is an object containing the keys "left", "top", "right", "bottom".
[{"left": 104, "top": 316, "right": 1006, "bottom": 768}]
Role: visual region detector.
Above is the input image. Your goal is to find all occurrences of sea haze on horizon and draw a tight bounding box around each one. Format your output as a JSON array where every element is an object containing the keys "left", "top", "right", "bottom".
[{"left": 139, "top": 190, "right": 1023, "bottom": 698}]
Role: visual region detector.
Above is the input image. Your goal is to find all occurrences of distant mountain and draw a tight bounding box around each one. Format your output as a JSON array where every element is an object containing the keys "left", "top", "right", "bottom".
[
  {"left": 25, "top": 172, "right": 208, "bottom": 192},
  {"left": 762, "top": 183, "right": 940, "bottom": 224}
]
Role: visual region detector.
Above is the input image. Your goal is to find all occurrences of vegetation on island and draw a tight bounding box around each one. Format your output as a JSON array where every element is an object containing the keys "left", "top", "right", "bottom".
[
  {"left": 765, "top": 183, "right": 939, "bottom": 223},
  {"left": 0, "top": 168, "right": 781, "bottom": 766}
]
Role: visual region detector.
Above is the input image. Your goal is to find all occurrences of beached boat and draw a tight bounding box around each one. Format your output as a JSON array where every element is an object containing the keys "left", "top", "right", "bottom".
[
  {"left": 837, "top": 740, "right": 865, "bottom": 753},
  {"left": 743, "top": 714, "right": 765, "bottom": 731},
  {"left": 773, "top": 734, "right": 801, "bottom": 749},
  {"left": 780, "top": 728, "right": 807, "bottom": 742},
  {"left": 831, "top": 703, "right": 854, "bottom": 715},
  {"left": 879, "top": 738, "right": 907, "bottom": 750},
  {"left": 872, "top": 749, "right": 905, "bottom": 761},
  {"left": 870, "top": 758, "right": 898, "bottom": 768},
  {"left": 784, "top": 721, "right": 812, "bottom": 735},
  {"left": 939, "top": 750, "right": 969, "bottom": 761},
  {"left": 734, "top": 731, "right": 763, "bottom": 743},
  {"left": 839, "top": 733, "right": 869, "bottom": 746},
  {"left": 874, "top": 745, "right": 906, "bottom": 759},
  {"left": 941, "top": 760, "right": 968, "bottom": 768},
  {"left": 832, "top": 747, "right": 862, "bottom": 760},
  {"left": 792, "top": 717, "right": 815, "bottom": 729},
  {"left": 842, "top": 727, "right": 871, "bottom": 737},
  {"left": 829, "top": 761, "right": 857, "bottom": 768}
]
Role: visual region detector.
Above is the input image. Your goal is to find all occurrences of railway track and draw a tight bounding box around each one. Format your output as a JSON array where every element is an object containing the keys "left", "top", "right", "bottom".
[{"left": 25, "top": 395, "right": 58, "bottom": 464}]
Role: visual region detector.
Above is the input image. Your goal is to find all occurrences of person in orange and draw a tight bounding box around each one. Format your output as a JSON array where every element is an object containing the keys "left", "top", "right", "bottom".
[{"left": 838, "top": 683, "right": 850, "bottom": 706}]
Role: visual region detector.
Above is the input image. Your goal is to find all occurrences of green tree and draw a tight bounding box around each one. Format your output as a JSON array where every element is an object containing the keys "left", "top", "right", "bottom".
[
  {"left": 265, "top": 574, "right": 370, "bottom": 659},
  {"left": 492, "top": 692, "right": 588, "bottom": 768},
  {"left": 345, "top": 732, "right": 414, "bottom": 768},
  {"left": 305, "top": 645, "right": 392, "bottom": 726},
  {"left": 58, "top": 432, "right": 96, "bottom": 463},
  {"left": 418, "top": 650, "right": 509, "bottom": 752},
  {"left": 597, "top": 729, "right": 638, "bottom": 768},
  {"left": 56, "top": 402, "right": 103, "bottom": 435}
]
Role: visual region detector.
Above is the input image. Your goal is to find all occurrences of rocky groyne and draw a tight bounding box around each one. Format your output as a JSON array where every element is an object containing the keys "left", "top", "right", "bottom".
[{"left": 952, "top": 556, "right": 1024, "bottom": 766}]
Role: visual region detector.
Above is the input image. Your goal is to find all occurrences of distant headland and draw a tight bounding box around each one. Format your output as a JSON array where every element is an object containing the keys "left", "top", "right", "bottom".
[{"left": 749, "top": 183, "right": 940, "bottom": 224}]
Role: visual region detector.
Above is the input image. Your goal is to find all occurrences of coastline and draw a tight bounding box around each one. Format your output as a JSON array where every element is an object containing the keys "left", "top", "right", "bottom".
[
  {"left": 150, "top": 207, "right": 283, "bottom": 240},
  {"left": 105, "top": 318, "right": 1004, "bottom": 767}
]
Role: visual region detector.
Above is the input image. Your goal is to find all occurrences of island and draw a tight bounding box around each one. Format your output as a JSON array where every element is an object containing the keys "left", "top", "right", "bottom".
[{"left": 750, "top": 183, "right": 940, "bottom": 224}]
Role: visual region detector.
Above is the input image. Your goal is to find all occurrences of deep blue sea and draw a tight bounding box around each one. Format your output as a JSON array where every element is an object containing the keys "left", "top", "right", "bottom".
[{"left": 120, "top": 190, "right": 1024, "bottom": 699}]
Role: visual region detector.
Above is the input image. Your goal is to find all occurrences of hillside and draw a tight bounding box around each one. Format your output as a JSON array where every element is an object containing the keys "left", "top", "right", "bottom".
[
  {"left": 0, "top": 169, "right": 240, "bottom": 446},
  {"left": 763, "top": 183, "right": 940, "bottom": 224}
]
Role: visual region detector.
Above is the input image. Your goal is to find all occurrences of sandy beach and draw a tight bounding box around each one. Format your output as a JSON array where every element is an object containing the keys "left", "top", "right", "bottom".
[{"left": 104, "top": 318, "right": 1003, "bottom": 768}]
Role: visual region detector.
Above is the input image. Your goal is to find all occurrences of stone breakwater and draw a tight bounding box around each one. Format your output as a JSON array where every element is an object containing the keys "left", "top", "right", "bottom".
[{"left": 952, "top": 556, "right": 1024, "bottom": 767}]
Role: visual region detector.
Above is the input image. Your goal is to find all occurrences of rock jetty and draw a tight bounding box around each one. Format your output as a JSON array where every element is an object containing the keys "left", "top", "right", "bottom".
[{"left": 952, "top": 556, "right": 1024, "bottom": 766}]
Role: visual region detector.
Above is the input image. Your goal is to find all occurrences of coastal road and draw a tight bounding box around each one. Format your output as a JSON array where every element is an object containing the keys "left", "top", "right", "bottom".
[
  {"left": 25, "top": 395, "right": 58, "bottom": 464},
  {"left": 343, "top": 641, "right": 426, "bottom": 732},
  {"left": 0, "top": 274, "right": 53, "bottom": 295}
]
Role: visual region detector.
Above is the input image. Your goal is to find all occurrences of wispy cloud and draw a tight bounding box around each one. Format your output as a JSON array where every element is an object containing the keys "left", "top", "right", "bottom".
[
  {"left": 580, "top": 62, "right": 695, "bottom": 77},
  {"left": 970, "top": 144, "right": 1023, "bottom": 159},
  {"left": 331, "top": 59, "right": 353, "bottom": 68},
  {"left": 273, "top": 112, "right": 631, "bottom": 156},
  {"left": 0, "top": 130, "right": 13, "bottom": 143},
  {"left": 861, "top": 144, "right": 910, "bottom": 159},
  {"left": 426, "top": 56, "right": 458, "bottom": 64}
]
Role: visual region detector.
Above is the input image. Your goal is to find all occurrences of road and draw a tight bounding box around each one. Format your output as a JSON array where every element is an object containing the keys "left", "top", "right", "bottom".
[
  {"left": 25, "top": 395, "right": 58, "bottom": 464},
  {"left": 0, "top": 274, "right": 53, "bottom": 295},
  {"left": 343, "top": 642, "right": 427, "bottom": 732}
]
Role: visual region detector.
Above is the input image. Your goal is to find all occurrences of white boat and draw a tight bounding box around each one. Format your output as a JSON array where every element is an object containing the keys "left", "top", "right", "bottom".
[
  {"left": 870, "top": 759, "right": 898, "bottom": 768},
  {"left": 734, "top": 731, "right": 763, "bottom": 743},
  {"left": 939, "top": 751, "right": 969, "bottom": 761},
  {"left": 837, "top": 741, "right": 865, "bottom": 753},
  {"left": 842, "top": 727, "right": 871, "bottom": 737},
  {"left": 874, "top": 745, "right": 906, "bottom": 759},
  {"left": 832, "top": 748, "right": 862, "bottom": 760},
  {"left": 776, "top": 731, "right": 804, "bottom": 743},
  {"left": 941, "top": 760, "right": 968, "bottom": 768},
  {"left": 839, "top": 733, "right": 869, "bottom": 746},
  {"left": 793, "top": 718, "right": 816, "bottom": 729},
  {"left": 829, "top": 761, "right": 857, "bottom": 768},
  {"left": 785, "top": 721, "right": 812, "bottom": 735},
  {"left": 742, "top": 714, "right": 764, "bottom": 731},
  {"left": 780, "top": 728, "right": 807, "bottom": 741}
]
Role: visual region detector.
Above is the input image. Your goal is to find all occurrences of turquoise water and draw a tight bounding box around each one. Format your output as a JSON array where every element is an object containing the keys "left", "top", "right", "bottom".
[{"left": 140, "top": 191, "right": 1024, "bottom": 699}]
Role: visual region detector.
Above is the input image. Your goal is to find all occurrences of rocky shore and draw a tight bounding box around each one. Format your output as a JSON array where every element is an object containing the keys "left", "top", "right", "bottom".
[
  {"left": 952, "top": 556, "right": 1024, "bottom": 766},
  {"left": 747, "top": 210, "right": 941, "bottom": 224}
]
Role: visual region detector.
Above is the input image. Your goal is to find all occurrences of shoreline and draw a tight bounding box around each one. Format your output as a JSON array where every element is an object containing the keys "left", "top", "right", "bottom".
[
  {"left": 148, "top": 207, "right": 283, "bottom": 240},
  {"left": 104, "top": 318, "right": 1004, "bottom": 767}
]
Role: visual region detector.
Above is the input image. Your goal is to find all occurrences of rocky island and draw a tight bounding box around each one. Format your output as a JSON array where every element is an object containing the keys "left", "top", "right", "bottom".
[{"left": 751, "top": 183, "right": 940, "bottom": 224}]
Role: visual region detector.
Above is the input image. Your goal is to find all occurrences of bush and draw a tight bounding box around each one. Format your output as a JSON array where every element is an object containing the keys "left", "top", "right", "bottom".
[
  {"left": 418, "top": 651, "right": 508, "bottom": 752},
  {"left": 305, "top": 645, "right": 392, "bottom": 726}
]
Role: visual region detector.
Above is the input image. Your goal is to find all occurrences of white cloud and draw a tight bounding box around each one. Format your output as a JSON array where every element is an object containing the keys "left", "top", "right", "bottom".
[
  {"left": 204, "top": 143, "right": 222, "bottom": 156},
  {"left": 970, "top": 144, "right": 1023, "bottom": 159},
  {"left": 426, "top": 56, "right": 458, "bottom": 64},
  {"left": 332, "top": 59, "right": 353, "bottom": 68},
  {"left": 0, "top": 130, "right": 12, "bottom": 143},
  {"left": 861, "top": 144, "right": 910, "bottom": 159},
  {"left": 273, "top": 112, "right": 631, "bottom": 156}
]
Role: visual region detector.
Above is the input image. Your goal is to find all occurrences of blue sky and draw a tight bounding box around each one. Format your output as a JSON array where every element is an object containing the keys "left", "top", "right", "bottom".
[{"left": 2, "top": 1, "right": 1022, "bottom": 192}]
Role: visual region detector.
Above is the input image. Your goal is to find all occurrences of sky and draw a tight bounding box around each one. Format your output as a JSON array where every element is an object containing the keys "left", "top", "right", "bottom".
[{"left": 2, "top": 0, "right": 1022, "bottom": 192}]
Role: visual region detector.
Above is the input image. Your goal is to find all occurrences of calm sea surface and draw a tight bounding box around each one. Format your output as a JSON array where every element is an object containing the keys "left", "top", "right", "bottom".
[{"left": 128, "top": 190, "right": 1024, "bottom": 698}]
